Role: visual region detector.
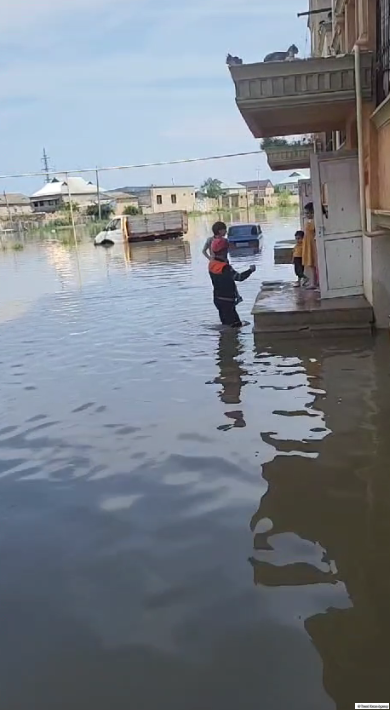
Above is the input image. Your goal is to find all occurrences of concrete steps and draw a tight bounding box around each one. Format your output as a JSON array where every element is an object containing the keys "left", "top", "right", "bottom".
[{"left": 252, "top": 282, "right": 374, "bottom": 336}]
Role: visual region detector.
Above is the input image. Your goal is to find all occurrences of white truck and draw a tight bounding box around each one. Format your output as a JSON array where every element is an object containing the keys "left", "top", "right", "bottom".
[{"left": 94, "top": 211, "right": 188, "bottom": 245}]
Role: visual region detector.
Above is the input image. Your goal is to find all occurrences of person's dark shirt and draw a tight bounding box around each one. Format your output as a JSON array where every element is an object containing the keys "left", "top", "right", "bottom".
[{"left": 209, "top": 258, "right": 252, "bottom": 301}]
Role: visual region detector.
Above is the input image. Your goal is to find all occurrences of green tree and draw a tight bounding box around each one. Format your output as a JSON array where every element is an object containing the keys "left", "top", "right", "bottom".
[
  {"left": 200, "top": 178, "right": 225, "bottom": 199},
  {"left": 123, "top": 205, "right": 141, "bottom": 216},
  {"left": 86, "top": 203, "right": 115, "bottom": 219},
  {"left": 60, "top": 201, "right": 80, "bottom": 213},
  {"left": 277, "top": 190, "right": 291, "bottom": 208},
  {"left": 261, "top": 137, "right": 288, "bottom": 149}
]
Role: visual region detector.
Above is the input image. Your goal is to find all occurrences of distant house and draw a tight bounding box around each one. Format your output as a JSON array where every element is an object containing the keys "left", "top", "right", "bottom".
[
  {"left": 218, "top": 181, "right": 250, "bottom": 210},
  {"left": 105, "top": 191, "right": 139, "bottom": 216},
  {"left": 112, "top": 185, "right": 196, "bottom": 214},
  {"left": 276, "top": 171, "right": 309, "bottom": 196},
  {"left": 238, "top": 180, "right": 275, "bottom": 206},
  {"left": 0, "top": 193, "right": 32, "bottom": 219},
  {"left": 30, "top": 177, "right": 106, "bottom": 213}
]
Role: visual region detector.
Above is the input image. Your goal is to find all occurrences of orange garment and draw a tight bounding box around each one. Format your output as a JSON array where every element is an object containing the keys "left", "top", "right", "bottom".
[
  {"left": 292, "top": 243, "right": 303, "bottom": 259},
  {"left": 302, "top": 219, "right": 317, "bottom": 268}
]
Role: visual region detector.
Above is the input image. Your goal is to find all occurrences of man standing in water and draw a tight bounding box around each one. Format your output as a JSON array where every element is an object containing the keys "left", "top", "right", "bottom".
[{"left": 209, "top": 237, "right": 256, "bottom": 327}]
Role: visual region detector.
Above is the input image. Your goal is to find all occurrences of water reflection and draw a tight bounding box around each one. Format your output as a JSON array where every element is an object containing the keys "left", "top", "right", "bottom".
[
  {"left": 124, "top": 240, "right": 191, "bottom": 266},
  {"left": 249, "top": 336, "right": 390, "bottom": 708},
  {"left": 0, "top": 214, "right": 390, "bottom": 710},
  {"left": 214, "top": 330, "right": 247, "bottom": 430}
]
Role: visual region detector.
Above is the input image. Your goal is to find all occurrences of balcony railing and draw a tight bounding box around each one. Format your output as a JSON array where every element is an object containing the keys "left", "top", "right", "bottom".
[
  {"left": 263, "top": 144, "right": 314, "bottom": 171},
  {"left": 229, "top": 53, "right": 373, "bottom": 138}
]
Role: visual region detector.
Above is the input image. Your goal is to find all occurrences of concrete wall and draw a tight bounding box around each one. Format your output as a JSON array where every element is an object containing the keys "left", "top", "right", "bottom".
[
  {"left": 149, "top": 187, "right": 195, "bottom": 213},
  {"left": 0, "top": 204, "right": 32, "bottom": 218},
  {"left": 371, "top": 236, "right": 390, "bottom": 327},
  {"left": 113, "top": 198, "right": 139, "bottom": 216},
  {"left": 377, "top": 121, "right": 390, "bottom": 210},
  {"left": 220, "top": 190, "right": 249, "bottom": 210}
]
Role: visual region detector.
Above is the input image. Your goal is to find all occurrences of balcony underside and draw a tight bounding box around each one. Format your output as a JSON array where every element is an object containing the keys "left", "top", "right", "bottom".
[
  {"left": 265, "top": 146, "right": 313, "bottom": 171},
  {"left": 229, "top": 53, "right": 373, "bottom": 138},
  {"left": 242, "top": 100, "right": 357, "bottom": 138}
]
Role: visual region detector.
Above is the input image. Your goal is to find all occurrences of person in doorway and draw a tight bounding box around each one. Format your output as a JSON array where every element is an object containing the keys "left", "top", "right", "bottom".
[
  {"left": 292, "top": 230, "right": 306, "bottom": 287},
  {"left": 209, "top": 236, "right": 256, "bottom": 327},
  {"left": 302, "top": 202, "right": 318, "bottom": 289},
  {"left": 203, "top": 221, "right": 242, "bottom": 303}
]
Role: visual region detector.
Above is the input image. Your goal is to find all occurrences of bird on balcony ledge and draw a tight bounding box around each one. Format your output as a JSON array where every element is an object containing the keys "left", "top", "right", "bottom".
[
  {"left": 264, "top": 44, "right": 299, "bottom": 62},
  {"left": 226, "top": 54, "right": 243, "bottom": 66}
]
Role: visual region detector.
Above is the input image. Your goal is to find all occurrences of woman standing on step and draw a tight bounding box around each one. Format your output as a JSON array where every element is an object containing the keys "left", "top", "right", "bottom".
[{"left": 302, "top": 202, "right": 318, "bottom": 290}]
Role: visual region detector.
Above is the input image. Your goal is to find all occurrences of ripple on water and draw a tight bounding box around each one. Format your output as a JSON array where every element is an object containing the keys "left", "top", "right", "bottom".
[{"left": 0, "top": 216, "right": 389, "bottom": 709}]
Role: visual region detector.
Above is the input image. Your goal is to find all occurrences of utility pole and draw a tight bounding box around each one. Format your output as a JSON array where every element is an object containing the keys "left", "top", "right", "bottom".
[
  {"left": 3, "top": 190, "right": 12, "bottom": 223},
  {"left": 41, "top": 148, "right": 51, "bottom": 183}
]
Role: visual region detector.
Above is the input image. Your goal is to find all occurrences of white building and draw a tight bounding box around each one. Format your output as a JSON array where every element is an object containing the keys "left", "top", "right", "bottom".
[
  {"left": 218, "top": 181, "right": 251, "bottom": 209},
  {"left": 30, "top": 177, "right": 106, "bottom": 213},
  {"left": 118, "top": 186, "right": 196, "bottom": 214},
  {"left": 276, "top": 171, "right": 310, "bottom": 196}
]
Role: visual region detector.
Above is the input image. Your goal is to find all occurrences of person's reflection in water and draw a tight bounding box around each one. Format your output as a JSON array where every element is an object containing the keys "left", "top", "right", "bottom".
[{"left": 214, "top": 329, "right": 248, "bottom": 430}]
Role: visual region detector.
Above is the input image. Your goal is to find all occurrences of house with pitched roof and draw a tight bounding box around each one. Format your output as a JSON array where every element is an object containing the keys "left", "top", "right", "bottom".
[{"left": 30, "top": 177, "right": 106, "bottom": 213}]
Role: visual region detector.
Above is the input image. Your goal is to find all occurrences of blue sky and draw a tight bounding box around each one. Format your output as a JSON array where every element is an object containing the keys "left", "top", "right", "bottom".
[{"left": 1, "top": 0, "right": 309, "bottom": 195}]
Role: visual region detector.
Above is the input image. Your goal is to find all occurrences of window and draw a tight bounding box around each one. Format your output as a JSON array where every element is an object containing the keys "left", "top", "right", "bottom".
[
  {"left": 108, "top": 218, "right": 121, "bottom": 231},
  {"left": 171, "top": 194, "right": 177, "bottom": 204},
  {"left": 156, "top": 194, "right": 163, "bottom": 205},
  {"left": 376, "top": 0, "right": 390, "bottom": 104}
]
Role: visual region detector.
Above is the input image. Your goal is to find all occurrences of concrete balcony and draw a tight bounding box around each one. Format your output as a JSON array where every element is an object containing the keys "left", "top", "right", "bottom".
[
  {"left": 264, "top": 144, "right": 314, "bottom": 171},
  {"left": 229, "top": 53, "right": 373, "bottom": 138}
]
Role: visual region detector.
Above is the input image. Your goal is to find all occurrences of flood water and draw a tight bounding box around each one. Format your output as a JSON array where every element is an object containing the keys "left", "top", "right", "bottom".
[{"left": 1, "top": 212, "right": 390, "bottom": 710}]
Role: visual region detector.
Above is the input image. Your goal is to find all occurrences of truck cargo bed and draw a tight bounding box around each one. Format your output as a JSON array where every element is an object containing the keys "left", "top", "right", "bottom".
[{"left": 126, "top": 211, "right": 188, "bottom": 241}]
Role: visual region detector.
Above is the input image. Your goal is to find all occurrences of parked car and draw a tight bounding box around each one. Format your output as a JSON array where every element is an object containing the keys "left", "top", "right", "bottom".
[{"left": 227, "top": 223, "right": 263, "bottom": 250}]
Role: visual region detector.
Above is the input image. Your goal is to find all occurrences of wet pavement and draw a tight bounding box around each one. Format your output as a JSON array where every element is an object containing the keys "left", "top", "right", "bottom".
[{"left": 0, "top": 212, "right": 390, "bottom": 710}]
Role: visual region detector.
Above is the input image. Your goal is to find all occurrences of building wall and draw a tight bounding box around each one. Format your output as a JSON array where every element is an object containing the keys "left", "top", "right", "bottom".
[
  {"left": 0, "top": 204, "right": 32, "bottom": 218},
  {"left": 278, "top": 182, "right": 300, "bottom": 196},
  {"left": 371, "top": 236, "right": 390, "bottom": 327},
  {"left": 32, "top": 193, "right": 106, "bottom": 213},
  {"left": 308, "top": 0, "right": 390, "bottom": 326},
  {"left": 148, "top": 187, "right": 195, "bottom": 213},
  {"left": 194, "top": 197, "right": 218, "bottom": 213},
  {"left": 220, "top": 190, "right": 250, "bottom": 210},
  {"left": 113, "top": 197, "right": 139, "bottom": 216},
  {"left": 309, "top": 0, "right": 332, "bottom": 56},
  {"left": 31, "top": 197, "right": 63, "bottom": 213},
  {"left": 63, "top": 193, "right": 101, "bottom": 207},
  {"left": 377, "top": 120, "right": 390, "bottom": 211}
]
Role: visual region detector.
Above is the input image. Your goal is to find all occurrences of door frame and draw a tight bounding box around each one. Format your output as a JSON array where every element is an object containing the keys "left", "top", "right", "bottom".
[
  {"left": 310, "top": 151, "right": 363, "bottom": 299},
  {"left": 298, "top": 179, "right": 312, "bottom": 230}
]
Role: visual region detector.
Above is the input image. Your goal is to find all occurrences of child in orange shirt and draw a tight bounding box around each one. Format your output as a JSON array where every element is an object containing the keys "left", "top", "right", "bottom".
[{"left": 292, "top": 230, "right": 306, "bottom": 287}]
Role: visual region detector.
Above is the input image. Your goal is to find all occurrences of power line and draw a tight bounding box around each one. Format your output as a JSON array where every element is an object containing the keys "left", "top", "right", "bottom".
[{"left": 0, "top": 149, "right": 263, "bottom": 181}]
